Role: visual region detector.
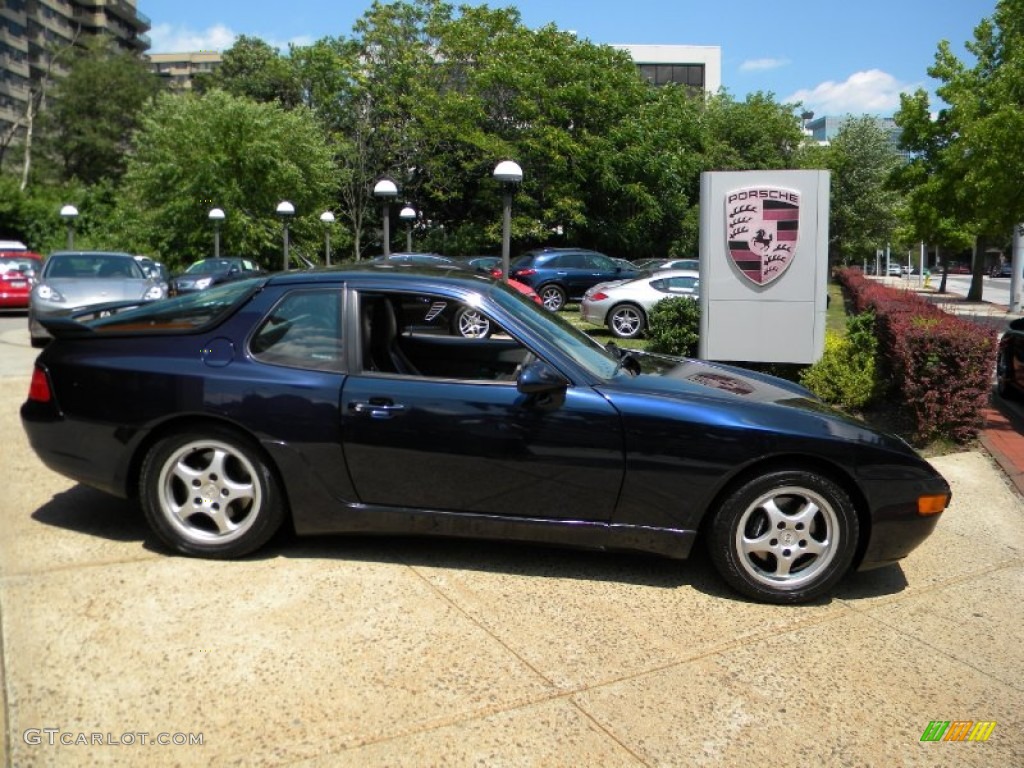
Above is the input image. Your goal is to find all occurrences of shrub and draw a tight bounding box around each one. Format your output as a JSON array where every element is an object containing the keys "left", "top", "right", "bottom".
[
  {"left": 800, "top": 310, "right": 879, "bottom": 409},
  {"left": 836, "top": 267, "right": 996, "bottom": 443},
  {"left": 645, "top": 297, "right": 701, "bottom": 356}
]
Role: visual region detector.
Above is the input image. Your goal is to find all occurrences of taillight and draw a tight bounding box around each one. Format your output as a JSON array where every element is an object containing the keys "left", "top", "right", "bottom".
[
  {"left": 590, "top": 292, "right": 609, "bottom": 301},
  {"left": 29, "top": 366, "right": 51, "bottom": 403},
  {"left": 515, "top": 268, "right": 537, "bottom": 277}
]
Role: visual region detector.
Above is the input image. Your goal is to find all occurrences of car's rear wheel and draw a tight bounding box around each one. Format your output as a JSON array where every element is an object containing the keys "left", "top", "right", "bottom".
[
  {"left": 538, "top": 284, "right": 566, "bottom": 311},
  {"left": 608, "top": 303, "right": 645, "bottom": 339},
  {"left": 452, "top": 306, "right": 492, "bottom": 338},
  {"left": 140, "top": 427, "right": 285, "bottom": 558},
  {"left": 707, "top": 470, "right": 858, "bottom": 604}
]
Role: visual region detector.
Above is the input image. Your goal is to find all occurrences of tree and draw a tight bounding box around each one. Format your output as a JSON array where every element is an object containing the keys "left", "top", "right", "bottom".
[
  {"left": 40, "top": 36, "right": 161, "bottom": 186},
  {"left": 814, "top": 116, "right": 902, "bottom": 265},
  {"left": 197, "top": 35, "right": 303, "bottom": 107},
  {"left": 895, "top": 0, "right": 1024, "bottom": 300},
  {"left": 117, "top": 90, "right": 337, "bottom": 268}
]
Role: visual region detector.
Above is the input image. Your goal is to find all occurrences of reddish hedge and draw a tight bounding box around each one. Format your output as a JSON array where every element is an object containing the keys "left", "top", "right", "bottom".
[{"left": 837, "top": 268, "right": 997, "bottom": 443}]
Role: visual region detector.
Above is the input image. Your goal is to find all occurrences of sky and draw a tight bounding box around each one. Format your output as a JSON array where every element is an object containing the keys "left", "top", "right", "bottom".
[{"left": 140, "top": 0, "right": 999, "bottom": 116}]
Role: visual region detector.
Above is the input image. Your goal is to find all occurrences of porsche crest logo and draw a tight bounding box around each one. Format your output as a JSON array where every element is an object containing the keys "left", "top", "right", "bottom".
[{"left": 726, "top": 187, "right": 800, "bottom": 286}]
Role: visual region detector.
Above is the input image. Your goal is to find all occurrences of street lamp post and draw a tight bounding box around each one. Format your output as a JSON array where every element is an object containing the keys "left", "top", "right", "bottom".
[
  {"left": 493, "top": 160, "right": 523, "bottom": 282},
  {"left": 208, "top": 208, "right": 225, "bottom": 258},
  {"left": 320, "top": 211, "right": 335, "bottom": 266},
  {"left": 276, "top": 201, "right": 295, "bottom": 271},
  {"left": 373, "top": 179, "right": 398, "bottom": 257},
  {"left": 399, "top": 205, "right": 416, "bottom": 253},
  {"left": 60, "top": 205, "right": 78, "bottom": 250}
]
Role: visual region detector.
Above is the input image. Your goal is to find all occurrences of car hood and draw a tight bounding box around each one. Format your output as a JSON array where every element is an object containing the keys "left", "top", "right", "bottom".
[
  {"left": 45, "top": 278, "right": 154, "bottom": 305},
  {"left": 601, "top": 354, "right": 912, "bottom": 452}
]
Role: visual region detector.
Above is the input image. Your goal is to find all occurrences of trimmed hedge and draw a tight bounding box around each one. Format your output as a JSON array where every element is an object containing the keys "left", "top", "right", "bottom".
[{"left": 836, "top": 268, "right": 997, "bottom": 443}]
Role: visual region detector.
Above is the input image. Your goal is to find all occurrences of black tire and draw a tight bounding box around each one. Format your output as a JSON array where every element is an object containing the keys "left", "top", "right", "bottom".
[
  {"left": 140, "top": 427, "right": 285, "bottom": 558},
  {"left": 538, "top": 284, "right": 566, "bottom": 312},
  {"left": 452, "top": 306, "right": 492, "bottom": 338},
  {"left": 607, "top": 303, "right": 646, "bottom": 339},
  {"left": 997, "top": 347, "right": 1018, "bottom": 401},
  {"left": 30, "top": 336, "right": 48, "bottom": 349},
  {"left": 706, "top": 470, "right": 858, "bottom": 604}
]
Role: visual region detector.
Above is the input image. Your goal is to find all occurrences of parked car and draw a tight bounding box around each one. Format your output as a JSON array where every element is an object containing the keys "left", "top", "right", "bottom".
[
  {"left": 28, "top": 251, "right": 168, "bottom": 347},
  {"left": 21, "top": 266, "right": 950, "bottom": 604},
  {"left": 497, "top": 248, "right": 639, "bottom": 311},
  {"left": 947, "top": 263, "right": 971, "bottom": 274},
  {"left": 373, "top": 253, "right": 540, "bottom": 335},
  {"left": 640, "top": 257, "right": 700, "bottom": 273},
  {"left": 0, "top": 250, "right": 43, "bottom": 310},
  {"left": 171, "top": 257, "right": 262, "bottom": 295},
  {"left": 581, "top": 269, "right": 700, "bottom": 339},
  {"left": 997, "top": 316, "right": 1024, "bottom": 400},
  {"left": 990, "top": 262, "right": 1017, "bottom": 278}
]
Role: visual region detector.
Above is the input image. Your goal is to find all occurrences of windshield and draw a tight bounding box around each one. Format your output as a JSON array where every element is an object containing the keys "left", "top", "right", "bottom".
[
  {"left": 487, "top": 282, "right": 620, "bottom": 378},
  {"left": 44, "top": 254, "right": 144, "bottom": 280},
  {"left": 185, "top": 259, "right": 234, "bottom": 274},
  {"left": 86, "top": 277, "right": 262, "bottom": 332}
]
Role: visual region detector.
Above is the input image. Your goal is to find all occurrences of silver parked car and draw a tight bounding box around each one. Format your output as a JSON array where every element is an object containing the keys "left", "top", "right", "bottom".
[
  {"left": 29, "top": 251, "right": 168, "bottom": 347},
  {"left": 580, "top": 269, "right": 699, "bottom": 339}
]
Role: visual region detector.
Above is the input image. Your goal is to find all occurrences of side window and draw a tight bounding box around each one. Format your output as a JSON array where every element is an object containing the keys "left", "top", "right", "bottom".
[
  {"left": 360, "top": 290, "right": 530, "bottom": 381},
  {"left": 250, "top": 290, "right": 342, "bottom": 372},
  {"left": 585, "top": 254, "right": 614, "bottom": 270},
  {"left": 562, "top": 253, "right": 589, "bottom": 269},
  {"left": 666, "top": 276, "right": 699, "bottom": 294}
]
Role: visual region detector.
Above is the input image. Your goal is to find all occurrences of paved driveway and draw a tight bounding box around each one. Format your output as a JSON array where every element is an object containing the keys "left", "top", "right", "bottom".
[{"left": 2, "top": 366, "right": 1023, "bottom": 766}]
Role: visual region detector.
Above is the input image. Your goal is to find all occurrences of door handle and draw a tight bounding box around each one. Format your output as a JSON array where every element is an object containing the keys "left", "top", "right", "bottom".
[{"left": 349, "top": 400, "right": 406, "bottom": 419}]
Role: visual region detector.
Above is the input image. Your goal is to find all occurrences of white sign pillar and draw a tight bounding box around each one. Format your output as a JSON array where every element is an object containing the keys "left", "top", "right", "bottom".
[{"left": 699, "top": 170, "right": 830, "bottom": 364}]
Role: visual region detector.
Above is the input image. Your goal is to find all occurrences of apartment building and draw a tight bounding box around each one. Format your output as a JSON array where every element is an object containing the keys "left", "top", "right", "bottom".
[{"left": 0, "top": 0, "right": 151, "bottom": 137}]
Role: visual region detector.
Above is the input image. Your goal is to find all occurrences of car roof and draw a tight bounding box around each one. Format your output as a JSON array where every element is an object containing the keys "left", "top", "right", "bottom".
[
  {"left": 48, "top": 251, "right": 135, "bottom": 258},
  {"left": 265, "top": 263, "right": 490, "bottom": 288}
]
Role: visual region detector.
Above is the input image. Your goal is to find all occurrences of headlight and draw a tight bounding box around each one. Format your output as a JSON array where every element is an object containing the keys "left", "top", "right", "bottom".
[
  {"left": 144, "top": 285, "right": 166, "bottom": 300},
  {"left": 194, "top": 277, "right": 213, "bottom": 290},
  {"left": 35, "top": 284, "right": 65, "bottom": 302}
]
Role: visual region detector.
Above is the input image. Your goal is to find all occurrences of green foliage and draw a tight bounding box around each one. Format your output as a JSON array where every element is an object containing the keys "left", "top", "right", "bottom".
[
  {"left": 814, "top": 117, "right": 902, "bottom": 265},
  {"left": 644, "top": 297, "right": 701, "bottom": 357},
  {"left": 800, "top": 311, "right": 880, "bottom": 410},
  {"left": 39, "top": 36, "right": 161, "bottom": 186},
  {"left": 117, "top": 90, "right": 337, "bottom": 269}
]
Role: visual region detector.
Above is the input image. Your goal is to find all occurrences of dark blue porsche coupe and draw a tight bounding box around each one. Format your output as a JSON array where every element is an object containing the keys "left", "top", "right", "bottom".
[{"left": 21, "top": 266, "right": 950, "bottom": 603}]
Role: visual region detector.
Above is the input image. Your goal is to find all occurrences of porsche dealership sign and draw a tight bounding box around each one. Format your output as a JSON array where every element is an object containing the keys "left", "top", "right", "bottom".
[
  {"left": 700, "top": 170, "right": 830, "bottom": 364},
  {"left": 725, "top": 186, "right": 801, "bottom": 287}
]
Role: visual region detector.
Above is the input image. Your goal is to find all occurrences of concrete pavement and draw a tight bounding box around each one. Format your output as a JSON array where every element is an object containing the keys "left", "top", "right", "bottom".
[
  {"left": 2, "top": 369, "right": 1023, "bottom": 765},
  {"left": 3, "top": 291, "right": 1024, "bottom": 765}
]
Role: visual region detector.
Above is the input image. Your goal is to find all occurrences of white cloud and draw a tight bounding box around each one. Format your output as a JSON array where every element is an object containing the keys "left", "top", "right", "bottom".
[
  {"left": 148, "top": 24, "right": 313, "bottom": 54},
  {"left": 148, "top": 23, "right": 237, "bottom": 53},
  {"left": 784, "top": 69, "right": 920, "bottom": 115},
  {"left": 740, "top": 57, "right": 789, "bottom": 72}
]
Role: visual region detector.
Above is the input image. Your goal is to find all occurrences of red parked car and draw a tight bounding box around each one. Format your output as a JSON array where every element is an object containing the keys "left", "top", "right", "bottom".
[{"left": 0, "top": 243, "right": 43, "bottom": 310}]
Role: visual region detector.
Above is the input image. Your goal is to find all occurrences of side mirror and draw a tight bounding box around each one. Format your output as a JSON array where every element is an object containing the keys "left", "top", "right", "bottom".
[{"left": 517, "top": 359, "right": 568, "bottom": 395}]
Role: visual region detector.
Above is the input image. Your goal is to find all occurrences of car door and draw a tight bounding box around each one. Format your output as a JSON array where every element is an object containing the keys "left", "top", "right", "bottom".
[{"left": 339, "top": 287, "right": 624, "bottom": 521}]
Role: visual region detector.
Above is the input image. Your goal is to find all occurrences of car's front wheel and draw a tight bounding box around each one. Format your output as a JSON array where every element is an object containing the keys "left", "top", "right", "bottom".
[
  {"left": 452, "top": 306, "right": 492, "bottom": 338},
  {"left": 608, "top": 303, "right": 646, "bottom": 339},
  {"left": 997, "top": 346, "right": 1017, "bottom": 400},
  {"left": 707, "top": 470, "right": 858, "bottom": 604},
  {"left": 140, "top": 427, "right": 285, "bottom": 558},
  {"left": 538, "top": 284, "right": 566, "bottom": 311}
]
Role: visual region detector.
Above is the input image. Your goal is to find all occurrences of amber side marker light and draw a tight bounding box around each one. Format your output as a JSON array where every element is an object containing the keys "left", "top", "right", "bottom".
[
  {"left": 918, "top": 493, "right": 950, "bottom": 516},
  {"left": 28, "top": 367, "right": 51, "bottom": 403}
]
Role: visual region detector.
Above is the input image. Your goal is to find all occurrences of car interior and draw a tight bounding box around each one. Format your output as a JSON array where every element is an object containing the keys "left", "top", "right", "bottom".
[{"left": 360, "top": 292, "right": 529, "bottom": 381}]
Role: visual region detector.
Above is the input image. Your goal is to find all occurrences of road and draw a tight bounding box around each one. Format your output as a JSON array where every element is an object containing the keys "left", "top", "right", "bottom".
[{"left": 0, "top": 311, "right": 37, "bottom": 378}]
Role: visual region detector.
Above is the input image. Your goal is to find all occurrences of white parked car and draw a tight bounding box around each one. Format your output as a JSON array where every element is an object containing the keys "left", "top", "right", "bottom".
[{"left": 580, "top": 269, "right": 699, "bottom": 339}]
